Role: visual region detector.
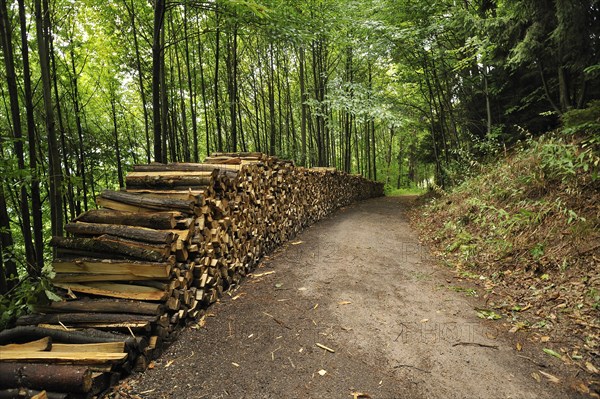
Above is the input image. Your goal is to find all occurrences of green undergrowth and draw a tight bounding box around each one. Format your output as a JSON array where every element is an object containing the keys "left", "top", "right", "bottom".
[
  {"left": 386, "top": 187, "right": 427, "bottom": 196},
  {"left": 414, "top": 131, "right": 600, "bottom": 381}
]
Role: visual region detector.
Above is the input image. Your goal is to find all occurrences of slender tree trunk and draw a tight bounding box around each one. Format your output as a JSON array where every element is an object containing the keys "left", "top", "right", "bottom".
[
  {"left": 298, "top": 46, "right": 307, "bottom": 166},
  {"left": 196, "top": 15, "right": 210, "bottom": 157},
  {"left": 214, "top": 6, "right": 222, "bottom": 152},
  {"left": 35, "top": 0, "right": 63, "bottom": 238},
  {"left": 172, "top": 15, "right": 190, "bottom": 162},
  {"left": 111, "top": 94, "right": 124, "bottom": 188},
  {"left": 268, "top": 43, "right": 276, "bottom": 156},
  {"left": 17, "top": 0, "right": 43, "bottom": 271},
  {"left": 69, "top": 46, "right": 88, "bottom": 212},
  {"left": 0, "top": 0, "right": 36, "bottom": 272},
  {"left": 184, "top": 4, "right": 198, "bottom": 162},
  {"left": 127, "top": 0, "right": 151, "bottom": 163},
  {"left": 152, "top": 0, "right": 165, "bottom": 162}
]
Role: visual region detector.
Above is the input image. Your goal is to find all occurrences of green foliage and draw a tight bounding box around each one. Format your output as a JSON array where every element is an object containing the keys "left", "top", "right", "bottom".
[{"left": 0, "top": 277, "right": 58, "bottom": 330}]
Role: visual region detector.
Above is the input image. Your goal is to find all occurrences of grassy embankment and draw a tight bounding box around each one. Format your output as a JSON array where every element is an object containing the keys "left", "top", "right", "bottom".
[{"left": 414, "top": 132, "right": 599, "bottom": 391}]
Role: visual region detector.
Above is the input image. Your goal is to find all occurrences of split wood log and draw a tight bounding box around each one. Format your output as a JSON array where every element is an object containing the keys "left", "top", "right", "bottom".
[
  {"left": 75, "top": 209, "right": 177, "bottom": 230},
  {"left": 16, "top": 313, "right": 157, "bottom": 327},
  {"left": 0, "top": 388, "right": 67, "bottom": 399},
  {"left": 51, "top": 342, "right": 125, "bottom": 353},
  {"left": 98, "top": 190, "right": 197, "bottom": 214},
  {"left": 126, "top": 171, "right": 216, "bottom": 189},
  {"left": 0, "top": 351, "right": 127, "bottom": 365},
  {"left": 35, "top": 299, "right": 163, "bottom": 316},
  {"left": 52, "top": 259, "right": 172, "bottom": 279},
  {"left": 0, "top": 363, "right": 92, "bottom": 393},
  {"left": 53, "top": 282, "right": 168, "bottom": 301},
  {"left": 0, "top": 338, "right": 51, "bottom": 352},
  {"left": 65, "top": 222, "right": 175, "bottom": 244},
  {"left": 51, "top": 237, "right": 170, "bottom": 263}
]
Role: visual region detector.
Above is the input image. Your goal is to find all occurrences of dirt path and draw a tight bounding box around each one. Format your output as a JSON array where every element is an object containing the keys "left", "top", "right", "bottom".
[{"left": 120, "top": 196, "right": 581, "bottom": 399}]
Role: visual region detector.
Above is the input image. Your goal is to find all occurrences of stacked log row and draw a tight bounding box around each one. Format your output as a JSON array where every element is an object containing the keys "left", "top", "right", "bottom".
[{"left": 0, "top": 153, "right": 383, "bottom": 398}]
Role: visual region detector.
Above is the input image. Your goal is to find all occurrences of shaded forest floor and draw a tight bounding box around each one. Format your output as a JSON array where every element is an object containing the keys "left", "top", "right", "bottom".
[{"left": 111, "top": 196, "right": 586, "bottom": 399}]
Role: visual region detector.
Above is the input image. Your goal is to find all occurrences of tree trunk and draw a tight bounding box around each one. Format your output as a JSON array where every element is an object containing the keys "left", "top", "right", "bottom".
[
  {"left": 152, "top": 0, "right": 165, "bottom": 162},
  {"left": 0, "top": 0, "right": 36, "bottom": 272},
  {"left": 70, "top": 46, "right": 89, "bottom": 212},
  {"left": 17, "top": 0, "right": 44, "bottom": 272},
  {"left": 299, "top": 46, "right": 307, "bottom": 166},
  {"left": 35, "top": 0, "right": 63, "bottom": 238},
  {"left": 127, "top": 0, "right": 151, "bottom": 163},
  {"left": 214, "top": 6, "right": 223, "bottom": 152},
  {"left": 184, "top": 5, "right": 198, "bottom": 162}
]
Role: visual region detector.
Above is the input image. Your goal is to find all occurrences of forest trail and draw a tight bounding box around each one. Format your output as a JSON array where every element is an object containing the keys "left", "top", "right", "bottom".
[{"left": 120, "top": 196, "right": 579, "bottom": 399}]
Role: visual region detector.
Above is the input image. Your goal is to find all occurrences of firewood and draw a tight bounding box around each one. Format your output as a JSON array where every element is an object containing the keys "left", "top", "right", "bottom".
[
  {"left": 53, "top": 282, "right": 169, "bottom": 301},
  {"left": 98, "top": 190, "right": 197, "bottom": 214},
  {"left": 76, "top": 209, "right": 178, "bottom": 229},
  {"left": 52, "top": 259, "right": 172, "bottom": 279},
  {"left": 0, "top": 338, "right": 51, "bottom": 352},
  {"left": 16, "top": 313, "right": 157, "bottom": 327},
  {"left": 35, "top": 299, "right": 163, "bottom": 316},
  {"left": 0, "top": 363, "right": 93, "bottom": 393},
  {"left": 50, "top": 342, "right": 125, "bottom": 353},
  {"left": 0, "top": 351, "right": 127, "bottom": 365},
  {"left": 51, "top": 237, "right": 170, "bottom": 263},
  {"left": 65, "top": 222, "right": 176, "bottom": 244}
]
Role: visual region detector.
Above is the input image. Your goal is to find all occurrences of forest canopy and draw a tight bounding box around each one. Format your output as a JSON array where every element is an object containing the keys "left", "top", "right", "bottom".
[{"left": 0, "top": 0, "right": 599, "bottom": 296}]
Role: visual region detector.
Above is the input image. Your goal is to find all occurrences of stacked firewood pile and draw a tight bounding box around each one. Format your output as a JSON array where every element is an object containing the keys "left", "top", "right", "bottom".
[{"left": 0, "top": 153, "right": 383, "bottom": 398}]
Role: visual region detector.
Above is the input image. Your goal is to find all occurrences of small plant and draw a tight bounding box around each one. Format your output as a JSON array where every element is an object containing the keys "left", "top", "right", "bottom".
[{"left": 530, "top": 242, "right": 545, "bottom": 260}]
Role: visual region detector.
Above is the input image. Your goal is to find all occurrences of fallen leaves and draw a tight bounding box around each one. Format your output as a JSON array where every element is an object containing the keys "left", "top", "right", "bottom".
[
  {"left": 542, "top": 348, "right": 562, "bottom": 359},
  {"left": 538, "top": 370, "right": 560, "bottom": 383},
  {"left": 476, "top": 308, "right": 502, "bottom": 320},
  {"left": 585, "top": 361, "right": 599, "bottom": 374},
  {"left": 350, "top": 392, "right": 371, "bottom": 399},
  {"left": 318, "top": 369, "right": 327, "bottom": 376},
  {"left": 338, "top": 301, "right": 352, "bottom": 305}
]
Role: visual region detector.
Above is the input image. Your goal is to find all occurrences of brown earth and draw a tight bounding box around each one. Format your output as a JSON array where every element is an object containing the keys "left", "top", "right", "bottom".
[{"left": 113, "top": 196, "right": 587, "bottom": 399}]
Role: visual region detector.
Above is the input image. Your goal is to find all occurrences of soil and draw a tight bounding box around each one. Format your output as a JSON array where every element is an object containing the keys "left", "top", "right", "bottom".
[{"left": 114, "top": 196, "right": 588, "bottom": 399}]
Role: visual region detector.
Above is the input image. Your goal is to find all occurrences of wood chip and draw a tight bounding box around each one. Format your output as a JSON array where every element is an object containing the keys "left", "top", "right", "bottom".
[{"left": 316, "top": 343, "right": 335, "bottom": 353}]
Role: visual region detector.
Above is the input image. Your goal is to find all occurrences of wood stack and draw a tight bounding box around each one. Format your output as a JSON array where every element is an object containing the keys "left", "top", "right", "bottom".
[{"left": 0, "top": 153, "right": 383, "bottom": 398}]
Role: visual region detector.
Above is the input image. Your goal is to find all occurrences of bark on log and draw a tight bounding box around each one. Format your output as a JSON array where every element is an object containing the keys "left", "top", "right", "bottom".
[
  {"left": 0, "top": 363, "right": 92, "bottom": 393},
  {"left": 126, "top": 171, "right": 215, "bottom": 189},
  {"left": 65, "top": 222, "right": 175, "bottom": 244},
  {"left": 98, "top": 190, "right": 197, "bottom": 214},
  {"left": 50, "top": 237, "right": 170, "bottom": 262},
  {"left": 35, "top": 299, "right": 163, "bottom": 316},
  {"left": 0, "top": 388, "right": 67, "bottom": 399},
  {"left": 16, "top": 313, "right": 157, "bottom": 327},
  {"left": 75, "top": 209, "right": 177, "bottom": 229},
  {"left": 0, "top": 327, "right": 135, "bottom": 346}
]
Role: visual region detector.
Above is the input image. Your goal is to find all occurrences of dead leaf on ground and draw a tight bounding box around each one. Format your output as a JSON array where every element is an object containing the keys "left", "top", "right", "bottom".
[
  {"left": 318, "top": 369, "right": 327, "bottom": 376},
  {"left": 541, "top": 336, "right": 550, "bottom": 342},
  {"left": 232, "top": 362, "right": 240, "bottom": 367},
  {"left": 539, "top": 370, "right": 560, "bottom": 383},
  {"left": 351, "top": 392, "right": 372, "bottom": 399},
  {"left": 165, "top": 360, "right": 174, "bottom": 368},
  {"left": 291, "top": 241, "right": 303, "bottom": 245},
  {"left": 338, "top": 301, "right": 352, "bottom": 305},
  {"left": 531, "top": 372, "right": 541, "bottom": 383},
  {"left": 516, "top": 342, "right": 522, "bottom": 351},
  {"left": 420, "top": 318, "right": 429, "bottom": 323},
  {"left": 585, "top": 361, "right": 599, "bottom": 374}
]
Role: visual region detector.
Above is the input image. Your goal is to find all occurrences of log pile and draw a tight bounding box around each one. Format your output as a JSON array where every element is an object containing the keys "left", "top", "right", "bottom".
[{"left": 0, "top": 153, "right": 383, "bottom": 398}]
